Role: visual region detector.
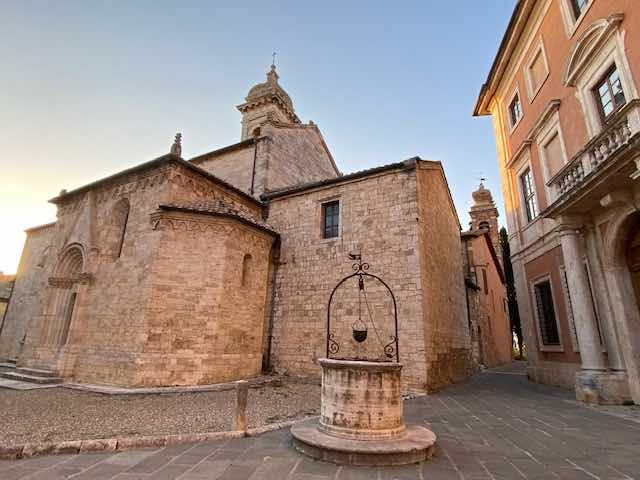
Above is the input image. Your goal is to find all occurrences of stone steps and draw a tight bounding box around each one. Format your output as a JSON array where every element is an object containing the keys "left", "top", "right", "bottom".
[
  {"left": 15, "top": 367, "right": 59, "bottom": 378},
  {"left": 0, "top": 370, "right": 63, "bottom": 385},
  {"left": 0, "top": 362, "right": 17, "bottom": 372}
]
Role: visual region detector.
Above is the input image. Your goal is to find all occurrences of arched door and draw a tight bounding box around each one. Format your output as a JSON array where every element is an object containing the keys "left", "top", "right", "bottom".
[{"left": 626, "top": 222, "right": 640, "bottom": 306}]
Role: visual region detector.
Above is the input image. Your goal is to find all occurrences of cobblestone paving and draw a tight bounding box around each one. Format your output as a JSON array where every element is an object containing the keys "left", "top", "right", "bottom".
[{"left": 1, "top": 363, "right": 639, "bottom": 479}]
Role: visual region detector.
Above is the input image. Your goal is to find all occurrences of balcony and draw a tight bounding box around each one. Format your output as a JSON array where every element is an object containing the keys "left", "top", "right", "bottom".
[{"left": 548, "top": 99, "right": 640, "bottom": 205}]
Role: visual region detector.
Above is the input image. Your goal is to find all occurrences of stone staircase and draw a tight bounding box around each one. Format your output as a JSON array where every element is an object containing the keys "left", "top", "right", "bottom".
[{"left": 0, "top": 363, "right": 63, "bottom": 385}]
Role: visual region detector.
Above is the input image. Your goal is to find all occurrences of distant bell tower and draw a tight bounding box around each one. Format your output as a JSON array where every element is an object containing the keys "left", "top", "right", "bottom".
[
  {"left": 469, "top": 180, "right": 501, "bottom": 261},
  {"left": 237, "top": 64, "right": 301, "bottom": 140}
]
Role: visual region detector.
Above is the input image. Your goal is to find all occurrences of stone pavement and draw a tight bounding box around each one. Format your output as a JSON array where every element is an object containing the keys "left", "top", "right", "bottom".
[{"left": 1, "top": 362, "right": 639, "bottom": 479}]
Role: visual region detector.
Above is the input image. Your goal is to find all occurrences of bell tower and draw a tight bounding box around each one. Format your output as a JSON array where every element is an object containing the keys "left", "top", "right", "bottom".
[
  {"left": 469, "top": 180, "right": 501, "bottom": 260},
  {"left": 237, "top": 64, "right": 301, "bottom": 140}
]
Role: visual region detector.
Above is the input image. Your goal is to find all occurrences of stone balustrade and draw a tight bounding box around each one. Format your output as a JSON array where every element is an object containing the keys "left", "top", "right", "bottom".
[{"left": 549, "top": 99, "right": 640, "bottom": 202}]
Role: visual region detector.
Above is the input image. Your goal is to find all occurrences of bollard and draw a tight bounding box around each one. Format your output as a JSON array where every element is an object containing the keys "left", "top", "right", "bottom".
[{"left": 232, "top": 380, "right": 249, "bottom": 432}]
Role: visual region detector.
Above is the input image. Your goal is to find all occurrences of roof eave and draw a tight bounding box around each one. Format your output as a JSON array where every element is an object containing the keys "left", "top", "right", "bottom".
[{"left": 473, "top": 0, "right": 533, "bottom": 117}]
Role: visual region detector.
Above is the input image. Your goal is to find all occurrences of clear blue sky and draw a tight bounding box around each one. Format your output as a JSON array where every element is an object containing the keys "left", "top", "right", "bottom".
[{"left": 0, "top": 0, "right": 516, "bottom": 273}]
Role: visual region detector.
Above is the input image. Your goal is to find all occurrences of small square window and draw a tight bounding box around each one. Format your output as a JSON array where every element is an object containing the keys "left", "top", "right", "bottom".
[
  {"left": 593, "top": 64, "right": 626, "bottom": 121},
  {"left": 322, "top": 201, "right": 340, "bottom": 239},
  {"left": 509, "top": 93, "right": 523, "bottom": 128},
  {"left": 534, "top": 280, "right": 560, "bottom": 345},
  {"left": 520, "top": 168, "right": 538, "bottom": 223}
]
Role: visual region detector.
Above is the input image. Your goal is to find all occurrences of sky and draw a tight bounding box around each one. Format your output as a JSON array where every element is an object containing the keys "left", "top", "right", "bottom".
[{"left": 0, "top": 0, "right": 516, "bottom": 274}]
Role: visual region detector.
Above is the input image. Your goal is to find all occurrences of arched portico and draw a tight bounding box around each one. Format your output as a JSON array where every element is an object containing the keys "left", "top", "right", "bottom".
[{"left": 601, "top": 206, "right": 640, "bottom": 403}]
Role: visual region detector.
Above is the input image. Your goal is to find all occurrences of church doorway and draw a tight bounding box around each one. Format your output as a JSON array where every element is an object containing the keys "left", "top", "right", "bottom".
[{"left": 44, "top": 246, "right": 84, "bottom": 350}]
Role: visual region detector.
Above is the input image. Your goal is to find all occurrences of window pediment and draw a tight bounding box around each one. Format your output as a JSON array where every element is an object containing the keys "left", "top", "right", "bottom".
[{"left": 564, "top": 14, "right": 624, "bottom": 87}]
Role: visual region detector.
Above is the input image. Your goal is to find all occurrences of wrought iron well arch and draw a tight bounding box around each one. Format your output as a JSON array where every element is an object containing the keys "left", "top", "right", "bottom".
[{"left": 326, "top": 254, "right": 399, "bottom": 362}]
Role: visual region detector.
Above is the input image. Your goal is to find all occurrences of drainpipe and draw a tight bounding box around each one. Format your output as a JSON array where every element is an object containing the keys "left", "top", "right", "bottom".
[
  {"left": 250, "top": 139, "right": 258, "bottom": 195},
  {"left": 264, "top": 240, "right": 281, "bottom": 372}
]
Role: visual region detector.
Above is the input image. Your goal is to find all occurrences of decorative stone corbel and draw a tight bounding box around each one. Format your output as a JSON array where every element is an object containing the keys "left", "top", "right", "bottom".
[
  {"left": 600, "top": 189, "right": 632, "bottom": 209},
  {"left": 629, "top": 157, "right": 640, "bottom": 181}
]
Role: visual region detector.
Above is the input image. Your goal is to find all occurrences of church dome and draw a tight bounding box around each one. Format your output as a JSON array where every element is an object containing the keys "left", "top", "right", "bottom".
[{"left": 245, "top": 65, "right": 294, "bottom": 111}]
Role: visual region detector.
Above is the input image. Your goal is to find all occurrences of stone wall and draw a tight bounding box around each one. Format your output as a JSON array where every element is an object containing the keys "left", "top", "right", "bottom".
[
  {"left": 262, "top": 124, "right": 339, "bottom": 193},
  {"left": 137, "top": 212, "right": 274, "bottom": 386},
  {"left": 193, "top": 124, "right": 338, "bottom": 199},
  {"left": 266, "top": 164, "right": 429, "bottom": 390},
  {"left": 14, "top": 158, "right": 270, "bottom": 386},
  {"left": 191, "top": 143, "right": 257, "bottom": 195},
  {"left": 416, "top": 163, "right": 474, "bottom": 392},
  {"left": 28, "top": 164, "right": 176, "bottom": 383},
  {"left": 0, "top": 224, "right": 55, "bottom": 361}
]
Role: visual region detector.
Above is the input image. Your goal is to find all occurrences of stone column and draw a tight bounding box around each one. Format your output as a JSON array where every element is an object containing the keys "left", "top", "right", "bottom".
[
  {"left": 583, "top": 225, "right": 626, "bottom": 371},
  {"left": 558, "top": 223, "right": 607, "bottom": 372}
]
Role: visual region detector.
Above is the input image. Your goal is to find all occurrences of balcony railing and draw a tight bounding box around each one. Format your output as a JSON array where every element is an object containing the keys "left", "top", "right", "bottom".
[{"left": 548, "top": 99, "right": 640, "bottom": 202}]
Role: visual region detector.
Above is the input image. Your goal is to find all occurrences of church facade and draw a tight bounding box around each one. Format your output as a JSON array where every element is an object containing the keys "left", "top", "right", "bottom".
[{"left": 0, "top": 66, "right": 476, "bottom": 392}]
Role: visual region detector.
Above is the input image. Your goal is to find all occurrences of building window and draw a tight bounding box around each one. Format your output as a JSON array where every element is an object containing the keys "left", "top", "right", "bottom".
[
  {"left": 322, "top": 201, "right": 340, "bottom": 239},
  {"left": 593, "top": 64, "right": 626, "bottom": 121},
  {"left": 542, "top": 131, "right": 566, "bottom": 179},
  {"left": 560, "top": 268, "right": 580, "bottom": 351},
  {"left": 509, "top": 93, "right": 523, "bottom": 128},
  {"left": 520, "top": 168, "right": 538, "bottom": 223},
  {"left": 570, "top": 0, "right": 589, "bottom": 18},
  {"left": 526, "top": 43, "right": 549, "bottom": 99},
  {"left": 111, "top": 198, "right": 130, "bottom": 258},
  {"left": 482, "top": 269, "right": 488, "bottom": 294},
  {"left": 241, "top": 254, "right": 253, "bottom": 287},
  {"left": 534, "top": 280, "right": 560, "bottom": 345}
]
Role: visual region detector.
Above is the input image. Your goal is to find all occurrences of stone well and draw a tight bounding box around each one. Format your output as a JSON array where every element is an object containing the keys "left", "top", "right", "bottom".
[{"left": 291, "top": 358, "right": 436, "bottom": 466}]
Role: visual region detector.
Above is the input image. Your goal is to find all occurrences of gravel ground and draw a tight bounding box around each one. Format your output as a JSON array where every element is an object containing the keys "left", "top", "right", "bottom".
[{"left": 0, "top": 380, "right": 320, "bottom": 446}]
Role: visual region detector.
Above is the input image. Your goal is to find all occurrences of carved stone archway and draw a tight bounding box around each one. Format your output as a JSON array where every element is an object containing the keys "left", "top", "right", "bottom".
[{"left": 43, "top": 244, "right": 85, "bottom": 348}]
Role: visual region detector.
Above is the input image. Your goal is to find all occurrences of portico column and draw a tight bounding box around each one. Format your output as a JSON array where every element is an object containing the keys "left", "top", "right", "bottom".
[
  {"left": 558, "top": 223, "right": 607, "bottom": 372},
  {"left": 583, "top": 224, "right": 626, "bottom": 371}
]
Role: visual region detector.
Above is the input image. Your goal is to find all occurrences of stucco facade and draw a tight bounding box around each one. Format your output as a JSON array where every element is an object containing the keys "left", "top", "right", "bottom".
[
  {"left": 475, "top": 0, "right": 640, "bottom": 404},
  {"left": 1, "top": 65, "right": 475, "bottom": 391}
]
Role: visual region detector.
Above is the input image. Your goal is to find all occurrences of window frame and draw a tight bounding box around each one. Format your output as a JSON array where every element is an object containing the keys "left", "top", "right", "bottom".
[
  {"left": 566, "top": 20, "right": 638, "bottom": 139},
  {"left": 559, "top": 265, "right": 580, "bottom": 352},
  {"left": 530, "top": 275, "right": 564, "bottom": 352},
  {"left": 320, "top": 199, "right": 341, "bottom": 240},
  {"left": 525, "top": 38, "right": 550, "bottom": 102},
  {"left": 570, "top": 0, "right": 589, "bottom": 19},
  {"left": 592, "top": 63, "right": 627, "bottom": 123},
  {"left": 535, "top": 108, "right": 569, "bottom": 203},
  {"left": 558, "top": 0, "right": 594, "bottom": 37},
  {"left": 507, "top": 88, "right": 524, "bottom": 133},
  {"left": 519, "top": 167, "right": 539, "bottom": 224}
]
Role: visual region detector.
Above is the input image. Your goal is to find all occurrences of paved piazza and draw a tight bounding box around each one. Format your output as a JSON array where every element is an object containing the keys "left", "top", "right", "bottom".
[{"left": 1, "top": 363, "right": 639, "bottom": 479}]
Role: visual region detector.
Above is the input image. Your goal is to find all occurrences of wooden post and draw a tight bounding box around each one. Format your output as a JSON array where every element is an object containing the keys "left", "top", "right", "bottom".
[{"left": 233, "top": 380, "right": 248, "bottom": 432}]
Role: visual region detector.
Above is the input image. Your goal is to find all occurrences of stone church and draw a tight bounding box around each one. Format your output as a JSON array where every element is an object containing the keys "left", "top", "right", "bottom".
[{"left": 0, "top": 65, "right": 477, "bottom": 392}]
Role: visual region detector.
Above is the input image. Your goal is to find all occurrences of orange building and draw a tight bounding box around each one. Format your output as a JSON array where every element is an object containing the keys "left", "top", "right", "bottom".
[
  {"left": 475, "top": 0, "right": 640, "bottom": 404},
  {"left": 462, "top": 183, "right": 512, "bottom": 368}
]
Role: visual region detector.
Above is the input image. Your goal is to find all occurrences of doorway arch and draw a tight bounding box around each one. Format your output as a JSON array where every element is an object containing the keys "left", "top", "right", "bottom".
[{"left": 44, "top": 245, "right": 84, "bottom": 347}]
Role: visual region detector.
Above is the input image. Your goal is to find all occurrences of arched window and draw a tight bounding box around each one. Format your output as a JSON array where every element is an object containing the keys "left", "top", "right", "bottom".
[
  {"left": 479, "top": 221, "right": 490, "bottom": 231},
  {"left": 252, "top": 127, "right": 261, "bottom": 137},
  {"left": 241, "top": 254, "right": 253, "bottom": 287},
  {"left": 110, "top": 198, "right": 130, "bottom": 258}
]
